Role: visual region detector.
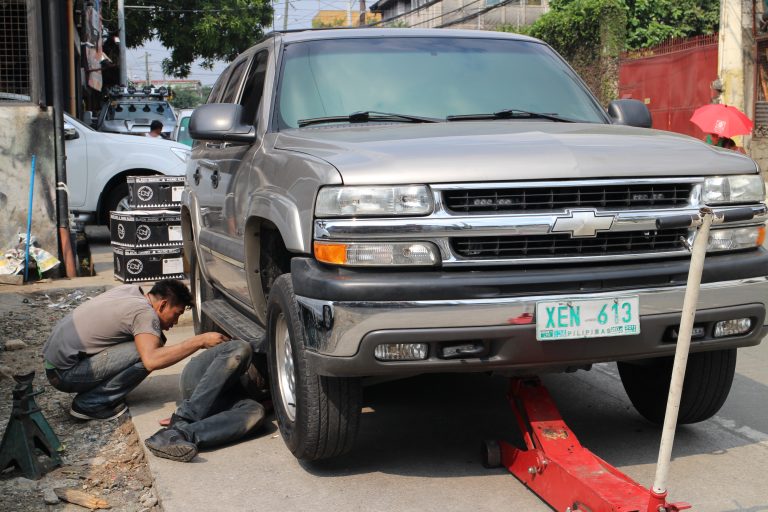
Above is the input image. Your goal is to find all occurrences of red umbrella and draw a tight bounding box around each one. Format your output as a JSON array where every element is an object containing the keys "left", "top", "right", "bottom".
[{"left": 690, "top": 103, "right": 753, "bottom": 138}]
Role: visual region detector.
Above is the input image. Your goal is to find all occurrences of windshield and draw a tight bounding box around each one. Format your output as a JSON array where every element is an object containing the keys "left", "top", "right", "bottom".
[
  {"left": 276, "top": 37, "right": 606, "bottom": 129},
  {"left": 105, "top": 101, "right": 176, "bottom": 124}
]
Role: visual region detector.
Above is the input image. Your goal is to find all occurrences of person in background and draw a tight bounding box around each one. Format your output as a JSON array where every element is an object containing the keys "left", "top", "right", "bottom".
[{"left": 146, "top": 120, "right": 163, "bottom": 138}]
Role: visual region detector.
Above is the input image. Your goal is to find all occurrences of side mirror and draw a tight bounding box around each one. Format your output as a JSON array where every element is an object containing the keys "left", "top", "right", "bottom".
[
  {"left": 83, "top": 111, "right": 94, "bottom": 126},
  {"left": 63, "top": 121, "right": 79, "bottom": 140},
  {"left": 607, "top": 99, "right": 652, "bottom": 128},
  {"left": 189, "top": 103, "right": 256, "bottom": 143}
]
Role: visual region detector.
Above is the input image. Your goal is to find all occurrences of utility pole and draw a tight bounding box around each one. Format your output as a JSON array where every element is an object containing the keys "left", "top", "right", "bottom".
[
  {"left": 283, "top": 0, "right": 289, "bottom": 30},
  {"left": 347, "top": 0, "right": 352, "bottom": 26},
  {"left": 359, "top": 0, "right": 366, "bottom": 25},
  {"left": 118, "top": 0, "right": 128, "bottom": 85},
  {"left": 145, "top": 52, "right": 150, "bottom": 87}
]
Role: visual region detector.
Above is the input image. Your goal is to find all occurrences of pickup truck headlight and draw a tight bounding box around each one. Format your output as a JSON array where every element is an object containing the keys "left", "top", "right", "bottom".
[
  {"left": 315, "top": 185, "right": 433, "bottom": 217},
  {"left": 700, "top": 226, "right": 766, "bottom": 252},
  {"left": 170, "top": 147, "right": 191, "bottom": 163},
  {"left": 314, "top": 241, "right": 439, "bottom": 266},
  {"left": 702, "top": 175, "right": 765, "bottom": 204}
]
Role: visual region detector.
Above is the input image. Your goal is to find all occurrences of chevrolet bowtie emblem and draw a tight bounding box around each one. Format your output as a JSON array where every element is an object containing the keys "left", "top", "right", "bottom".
[{"left": 551, "top": 210, "right": 615, "bottom": 238}]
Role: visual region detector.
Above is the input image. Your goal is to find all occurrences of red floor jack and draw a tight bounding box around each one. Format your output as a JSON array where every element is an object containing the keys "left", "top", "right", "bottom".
[{"left": 483, "top": 206, "right": 761, "bottom": 512}]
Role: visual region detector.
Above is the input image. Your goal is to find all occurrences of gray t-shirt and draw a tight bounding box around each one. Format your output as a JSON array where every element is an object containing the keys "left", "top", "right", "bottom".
[{"left": 43, "top": 285, "right": 162, "bottom": 370}]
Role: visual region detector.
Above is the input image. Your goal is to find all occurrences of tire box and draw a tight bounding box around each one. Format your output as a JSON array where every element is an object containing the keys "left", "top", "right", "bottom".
[
  {"left": 127, "top": 175, "right": 185, "bottom": 209},
  {"left": 110, "top": 210, "right": 182, "bottom": 248},
  {"left": 113, "top": 246, "right": 185, "bottom": 283}
]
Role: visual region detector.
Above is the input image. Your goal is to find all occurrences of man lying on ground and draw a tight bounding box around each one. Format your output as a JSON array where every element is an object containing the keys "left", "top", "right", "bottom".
[{"left": 143, "top": 339, "right": 268, "bottom": 462}]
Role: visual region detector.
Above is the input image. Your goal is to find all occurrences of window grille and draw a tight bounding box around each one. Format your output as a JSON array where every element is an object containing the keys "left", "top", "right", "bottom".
[
  {"left": 0, "top": 0, "right": 32, "bottom": 102},
  {"left": 756, "top": 38, "right": 768, "bottom": 138}
]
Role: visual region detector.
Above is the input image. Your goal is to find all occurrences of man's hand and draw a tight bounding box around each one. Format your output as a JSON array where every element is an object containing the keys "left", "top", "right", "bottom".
[{"left": 197, "top": 332, "right": 230, "bottom": 349}]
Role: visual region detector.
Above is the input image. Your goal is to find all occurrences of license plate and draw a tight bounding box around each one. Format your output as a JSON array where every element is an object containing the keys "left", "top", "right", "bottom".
[{"left": 535, "top": 296, "right": 640, "bottom": 341}]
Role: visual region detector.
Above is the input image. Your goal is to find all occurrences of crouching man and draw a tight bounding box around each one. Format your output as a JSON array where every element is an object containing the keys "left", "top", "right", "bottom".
[
  {"left": 42, "top": 279, "right": 228, "bottom": 421},
  {"left": 143, "top": 339, "right": 267, "bottom": 462}
]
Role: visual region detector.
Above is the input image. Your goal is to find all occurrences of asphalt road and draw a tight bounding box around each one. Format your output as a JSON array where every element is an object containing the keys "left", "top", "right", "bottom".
[{"left": 75, "top": 226, "right": 768, "bottom": 511}]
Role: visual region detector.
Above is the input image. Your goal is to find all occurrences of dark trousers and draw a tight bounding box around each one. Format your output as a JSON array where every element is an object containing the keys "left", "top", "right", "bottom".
[
  {"left": 173, "top": 340, "right": 265, "bottom": 449},
  {"left": 45, "top": 342, "right": 149, "bottom": 412}
]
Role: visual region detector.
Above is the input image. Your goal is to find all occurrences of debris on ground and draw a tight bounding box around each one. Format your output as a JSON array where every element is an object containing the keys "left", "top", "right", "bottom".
[{"left": 0, "top": 287, "right": 159, "bottom": 512}]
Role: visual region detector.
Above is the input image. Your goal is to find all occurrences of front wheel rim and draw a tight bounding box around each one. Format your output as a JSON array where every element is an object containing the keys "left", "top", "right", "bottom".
[
  {"left": 275, "top": 312, "right": 297, "bottom": 422},
  {"left": 116, "top": 195, "right": 131, "bottom": 211}
]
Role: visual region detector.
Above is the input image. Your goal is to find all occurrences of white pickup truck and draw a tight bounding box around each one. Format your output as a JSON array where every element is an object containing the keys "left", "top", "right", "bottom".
[{"left": 64, "top": 114, "right": 189, "bottom": 226}]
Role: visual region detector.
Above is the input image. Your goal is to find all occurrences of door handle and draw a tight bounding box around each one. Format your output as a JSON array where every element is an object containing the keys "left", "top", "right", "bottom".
[
  {"left": 193, "top": 167, "right": 201, "bottom": 185},
  {"left": 211, "top": 169, "right": 220, "bottom": 189}
]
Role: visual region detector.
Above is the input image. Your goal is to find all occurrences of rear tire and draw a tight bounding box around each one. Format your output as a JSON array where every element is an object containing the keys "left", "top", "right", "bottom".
[
  {"left": 617, "top": 349, "right": 737, "bottom": 425},
  {"left": 267, "top": 274, "right": 362, "bottom": 460},
  {"left": 190, "top": 251, "right": 217, "bottom": 334},
  {"left": 103, "top": 182, "right": 131, "bottom": 222}
]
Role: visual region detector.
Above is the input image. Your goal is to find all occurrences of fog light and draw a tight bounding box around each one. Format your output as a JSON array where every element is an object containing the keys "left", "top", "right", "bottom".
[
  {"left": 374, "top": 343, "right": 428, "bottom": 361},
  {"left": 713, "top": 318, "right": 752, "bottom": 338}
]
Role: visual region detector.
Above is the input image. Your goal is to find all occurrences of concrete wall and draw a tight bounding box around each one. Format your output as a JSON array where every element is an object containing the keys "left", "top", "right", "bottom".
[{"left": 0, "top": 105, "right": 58, "bottom": 259}]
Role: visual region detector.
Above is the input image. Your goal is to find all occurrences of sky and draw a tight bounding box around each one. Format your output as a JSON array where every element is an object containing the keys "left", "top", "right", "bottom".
[{"left": 126, "top": 0, "right": 358, "bottom": 86}]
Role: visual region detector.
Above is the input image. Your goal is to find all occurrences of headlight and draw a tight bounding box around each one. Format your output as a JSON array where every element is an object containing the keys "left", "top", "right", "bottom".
[
  {"left": 702, "top": 175, "right": 765, "bottom": 204},
  {"left": 170, "top": 147, "right": 190, "bottom": 163},
  {"left": 315, "top": 185, "right": 433, "bottom": 217},
  {"left": 698, "top": 226, "right": 766, "bottom": 252},
  {"left": 314, "top": 241, "right": 439, "bottom": 266}
]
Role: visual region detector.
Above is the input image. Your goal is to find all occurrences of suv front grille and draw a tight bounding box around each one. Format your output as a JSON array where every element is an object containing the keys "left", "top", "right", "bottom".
[
  {"left": 443, "top": 183, "right": 692, "bottom": 213},
  {"left": 451, "top": 229, "right": 688, "bottom": 259}
]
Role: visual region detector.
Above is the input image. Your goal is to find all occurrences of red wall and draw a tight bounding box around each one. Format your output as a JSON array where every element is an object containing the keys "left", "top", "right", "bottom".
[{"left": 619, "top": 36, "right": 719, "bottom": 139}]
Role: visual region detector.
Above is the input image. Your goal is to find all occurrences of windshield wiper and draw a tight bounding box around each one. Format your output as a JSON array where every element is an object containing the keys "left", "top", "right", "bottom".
[
  {"left": 446, "top": 109, "right": 574, "bottom": 123},
  {"left": 298, "top": 110, "right": 441, "bottom": 128}
]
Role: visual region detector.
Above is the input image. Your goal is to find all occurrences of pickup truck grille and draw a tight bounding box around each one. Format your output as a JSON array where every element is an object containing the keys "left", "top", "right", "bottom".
[
  {"left": 451, "top": 229, "right": 688, "bottom": 259},
  {"left": 443, "top": 183, "right": 692, "bottom": 213}
]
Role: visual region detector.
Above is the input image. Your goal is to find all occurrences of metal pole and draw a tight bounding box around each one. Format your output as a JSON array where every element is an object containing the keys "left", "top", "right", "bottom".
[
  {"left": 347, "top": 0, "right": 352, "bottom": 26},
  {"left": 283, "top": 0, "right": 289, "bottom": 30},
  {"left": 66, "top": 0, "right": 76, "bottom": 114},
  {"left": 47, "top": 0, "right": 78, "bottom": 278},
  {"left": 359, "top": 0, "right": 366, "bottom": 25},
  {"left": 650, "top": 209, "right": 713, "bottom": 496},
  {"left": 118, "top": 0, "right": 128, "bottom": 85}
]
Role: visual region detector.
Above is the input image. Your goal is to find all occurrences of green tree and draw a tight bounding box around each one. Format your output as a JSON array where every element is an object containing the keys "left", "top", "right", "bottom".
[
  {"left": 170, "top": 87, "right": 205, "bottom": 109},
  {"left": 625, "top": 0, "right": 720, "bottom": 50},
  {"left": 110, "top": 0, "right": 273, "bottom": 78}
]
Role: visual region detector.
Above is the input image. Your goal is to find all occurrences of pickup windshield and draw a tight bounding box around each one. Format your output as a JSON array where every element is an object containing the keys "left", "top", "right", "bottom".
[{"left": 276, "top": 37, "right": 606, "bottom": 129}]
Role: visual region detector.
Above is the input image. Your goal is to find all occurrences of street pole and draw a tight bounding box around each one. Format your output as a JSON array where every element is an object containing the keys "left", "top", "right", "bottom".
[
  {"left": 359, "top": 0, "right": 366, "bottom": 25},
  {"left": 47, "top": 0, "right": 78, "bottom": 278},
  {"left": 118, "top": 0, "right": 128, "bottom": 85},
  {"left": 347, "top": 0, "right": 353, "bottom": 26},
  {"left": 283, "top": 0, "right": 289, "bottom": 30},
  {"left": 145, "top": 52, "right": 150, "bottom": 87}
]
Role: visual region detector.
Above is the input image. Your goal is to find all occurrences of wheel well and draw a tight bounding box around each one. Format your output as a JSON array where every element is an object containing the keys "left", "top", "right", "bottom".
[
  {"left": 245, "top": 218, "right": 293, "bottom": 325},
  {"left": 97, "top": 169, "right": 158, "bottom": 222}
]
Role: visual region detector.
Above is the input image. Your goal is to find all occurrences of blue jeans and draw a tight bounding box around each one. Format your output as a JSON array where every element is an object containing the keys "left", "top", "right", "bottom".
[
  {"left": 45, "top": 342, "right": 149, "bottom": 412},
  {"left": 172, "top": 340, "right": 265, "bottom": 449}
]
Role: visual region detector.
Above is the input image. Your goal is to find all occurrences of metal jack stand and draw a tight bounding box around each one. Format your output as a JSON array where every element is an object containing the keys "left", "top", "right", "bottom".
[
  {"left": 484, "top": 206, "right": 760, "bottom": 512},
  {"left": 0, "top": 372, "right": 63, "bottom": 479}
]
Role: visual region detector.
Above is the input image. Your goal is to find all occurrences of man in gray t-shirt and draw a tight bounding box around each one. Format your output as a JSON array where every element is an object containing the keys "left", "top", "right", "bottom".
[{"left": 43, "top": 279, "right": 228, "bottom": 421}]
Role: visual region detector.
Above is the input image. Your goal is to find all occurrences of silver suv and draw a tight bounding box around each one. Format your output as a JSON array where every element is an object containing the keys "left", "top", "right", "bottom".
[{"left": 181, "top": 28, "right": 768, "bottom": 461}]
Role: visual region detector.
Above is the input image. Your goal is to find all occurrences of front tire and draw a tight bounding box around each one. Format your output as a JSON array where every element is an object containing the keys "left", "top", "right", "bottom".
[
  {"left": 617, "top": 349, "right": 737, "bottom": 425},
  {"left": 267, "top": 274, "right": 362, "bottom": 460}
]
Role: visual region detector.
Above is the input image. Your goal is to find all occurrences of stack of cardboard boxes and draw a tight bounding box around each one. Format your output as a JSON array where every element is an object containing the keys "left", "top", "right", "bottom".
[{"left": 111, "top": 176, "right": 186, "bottom": 283}]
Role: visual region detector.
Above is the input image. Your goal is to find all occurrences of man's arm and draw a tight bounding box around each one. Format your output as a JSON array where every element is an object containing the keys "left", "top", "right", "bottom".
[{"left": 134, "top": 332, "right": 229, "bottom": 372}]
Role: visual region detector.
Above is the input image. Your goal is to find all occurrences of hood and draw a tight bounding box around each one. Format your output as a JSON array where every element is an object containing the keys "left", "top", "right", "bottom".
[
  {"left": 274, "top": 122, "right": 756, "bottom": 184},
  {"left": 100, "top": 131, "right": 189, "bottom": 151}
]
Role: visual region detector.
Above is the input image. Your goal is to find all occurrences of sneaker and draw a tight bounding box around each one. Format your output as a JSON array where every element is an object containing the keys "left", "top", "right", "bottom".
[
  {"left": 144, "top": 428, "right": 198, "bottom": 462},
  {"left": 70, "top": 401, "right": 128, "bottom": 421}
]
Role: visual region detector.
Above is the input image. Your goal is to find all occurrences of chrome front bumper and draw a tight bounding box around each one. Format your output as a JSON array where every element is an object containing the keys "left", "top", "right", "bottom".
[{"left": 296, "top": 277, "right": 768, "bottom": 375}]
